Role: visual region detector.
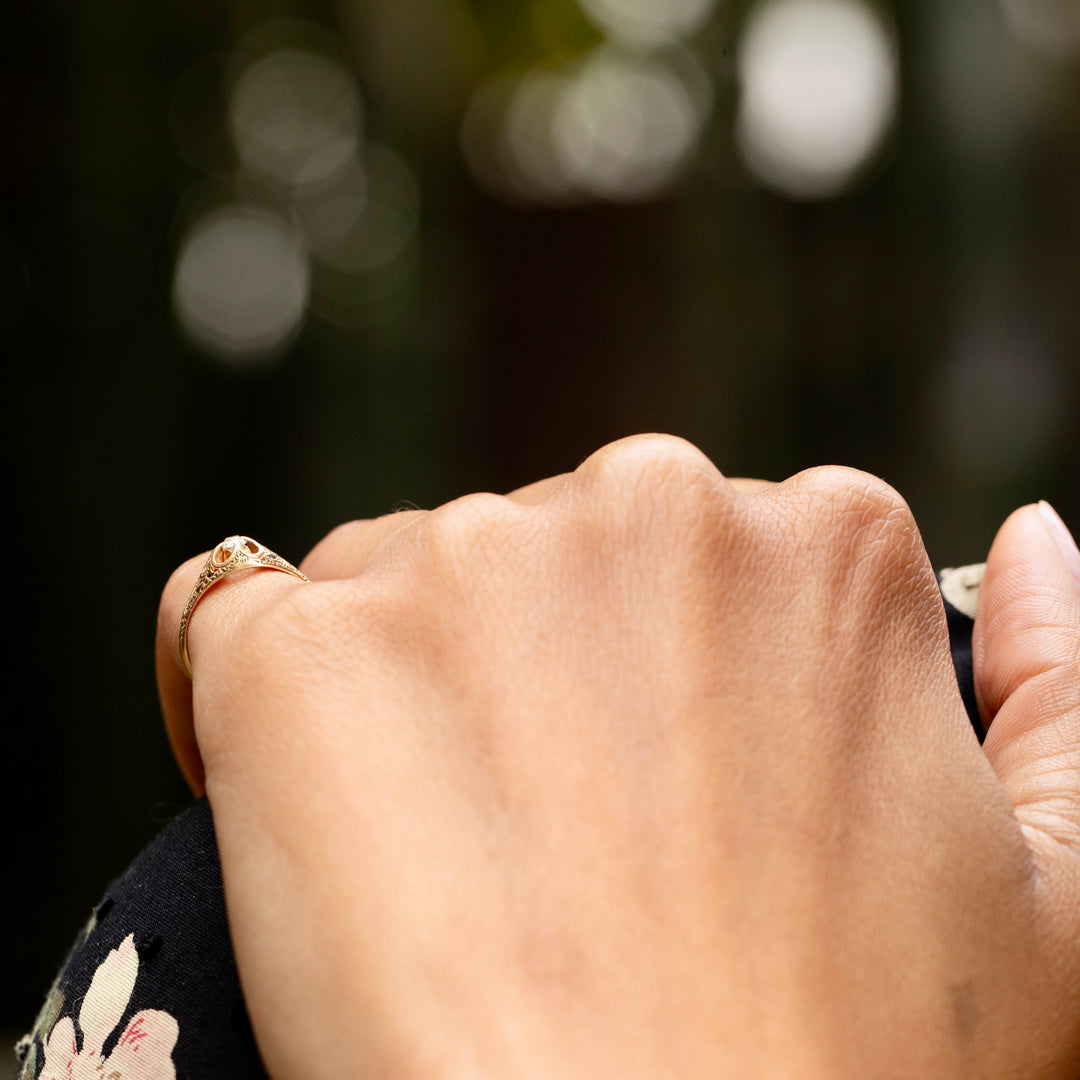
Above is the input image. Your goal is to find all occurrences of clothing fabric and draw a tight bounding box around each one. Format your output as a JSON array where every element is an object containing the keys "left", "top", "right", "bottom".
[
  {"left": 15, "top": 798, "right": 267, "bottom": 1080},
  {"left": 14, "top": 580, "right": 982, "bottom": 1080}
]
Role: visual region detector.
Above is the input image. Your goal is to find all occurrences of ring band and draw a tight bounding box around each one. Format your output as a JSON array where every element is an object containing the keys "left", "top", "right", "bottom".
[{"left": 179, "top": 535, "right": 309, "bottom": 677}]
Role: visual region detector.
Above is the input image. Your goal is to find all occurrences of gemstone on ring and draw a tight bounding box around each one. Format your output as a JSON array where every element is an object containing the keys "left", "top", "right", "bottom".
[{"left": 179, "top": 535, "right": 309, "bottom": 677}]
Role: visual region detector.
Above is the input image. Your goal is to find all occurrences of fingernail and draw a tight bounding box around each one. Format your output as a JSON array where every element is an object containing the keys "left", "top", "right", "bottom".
[{"left": 1038, "top": 501, "right": 1080, "bottom": 585}]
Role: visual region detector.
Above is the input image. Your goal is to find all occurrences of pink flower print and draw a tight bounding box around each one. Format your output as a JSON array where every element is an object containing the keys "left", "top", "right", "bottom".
[{"left": 39, "top": 934, "right": 178, "bottom": 1080}]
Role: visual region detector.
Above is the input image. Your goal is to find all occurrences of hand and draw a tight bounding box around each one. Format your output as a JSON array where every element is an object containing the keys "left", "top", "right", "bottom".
[{"left": 156, "top": 435, "right": 1080, "bottom": 1079}]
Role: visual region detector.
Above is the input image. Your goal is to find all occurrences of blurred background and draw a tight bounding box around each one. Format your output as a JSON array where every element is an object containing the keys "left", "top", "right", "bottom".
[{"left": 3, "top": 0, "right": 1079, "bottom": 1045}]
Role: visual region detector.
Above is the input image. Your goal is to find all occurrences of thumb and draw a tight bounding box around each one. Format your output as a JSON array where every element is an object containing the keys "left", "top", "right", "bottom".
[{"left": 974, "top": 501, "right": 1080, "bottom": 856}]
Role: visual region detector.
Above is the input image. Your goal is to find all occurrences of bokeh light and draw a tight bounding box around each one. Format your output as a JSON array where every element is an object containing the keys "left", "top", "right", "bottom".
[
  {"left": 172, "top": 205, "right": 309, "bottom": 363},
  {"left": 463, "top": 49, "right": 708, "bottom": 205},
  {"left": 228, "top": 48, "right": 362, "bottom": 189},
  {"left": 930, "top": 2, "right": 1023, "bottom": 159},
  {"left": 934, "top": 306, "right": 1068, "bottom": 482},
  {"left": 504, "top": 69, "right": 579, "bottom": 203},
  {"left": 554, "top": 48, "right": 709, "bottom": 201},
  {"left": 462, "top": 75, "right": 570, "bottom": 205},
  {"left": 735, "top": 0, "right": 899, "bottom": 200},
  {"left": 303, "top": 143, "right": 422, "bottom": 329},
  {"left": 170, "top": 19, "right": 424, "bottom": 355},
  {"left": 329, "top": 159, "right": 417, "bottom": 272},
  {"left": 292, "top": 156, "right": 368, "bottom": 255},
  {"left": 578, "top": 0, "right": 719, "bottom": 46},
  {"left": 1000, "top": 0, "right": 1080, "bottom": 60}
]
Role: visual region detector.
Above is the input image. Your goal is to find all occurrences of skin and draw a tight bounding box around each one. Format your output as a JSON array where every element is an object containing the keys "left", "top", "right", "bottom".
[{"left": 156, "top": 434, "right": 1080, "bottom": 1079}]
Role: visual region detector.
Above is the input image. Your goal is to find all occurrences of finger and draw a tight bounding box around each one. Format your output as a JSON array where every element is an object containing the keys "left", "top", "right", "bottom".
[
  {"left": 504, "top": 473, "right": 571, "bottom": 504},
  {"left": 973, "top": 501, "right": 1080, "bottom": 854},
  {"left": 300, "top": 511, "right": 425, "bottom": 580},
  {"left": 507, "top": 473, "right": 773, "bottom": 502},
  {"left": 303, "top": 475, "right": 582, "bottom": 581},
  {"left": 156, "top": 546, "right": 310, "bottom": 796},
  {"left": 728, "top": 477, "right": 777, "bottom": 494},
  {"left": 156, "top": 554, "right": 204, "bottom": 793},
  {"left": 301, "top": 469, "right": 777, "bottom": 582}
]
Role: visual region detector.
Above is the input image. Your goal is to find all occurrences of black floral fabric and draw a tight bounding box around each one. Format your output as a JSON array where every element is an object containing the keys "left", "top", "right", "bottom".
[{"left": 15, "top": 800, "right": 267, "bottom": 1080}]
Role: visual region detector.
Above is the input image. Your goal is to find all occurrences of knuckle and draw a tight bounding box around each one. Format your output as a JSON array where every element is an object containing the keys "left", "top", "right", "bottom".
[
  {"left": 582, "top": 433, "right": 717, "bottom": 484},
  {"left": 301, "top": 515, "right": 421, "bottom": 579},
  {"left": 789, "top": 466, "right": 922, "bottom": 572},
  {"left": 422, "top": 491, "right": 529, "bottom": 567},
  {"left": 576, "top": 434, "right": 724, "bottom": 524},
  {"left": 300, "top": 519, "right": 367, "bottom": 576},
  {"left": 320, "top": 518, "right": 369, "bottom": 546}
]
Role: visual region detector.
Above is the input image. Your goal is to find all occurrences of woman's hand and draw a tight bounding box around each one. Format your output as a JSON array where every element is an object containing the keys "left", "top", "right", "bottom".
[{"left": 156, "top": 435, "right": 1080, "bottom": 1079}]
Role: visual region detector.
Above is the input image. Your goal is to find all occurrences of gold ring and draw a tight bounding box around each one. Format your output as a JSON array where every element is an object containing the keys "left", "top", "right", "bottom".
[{"left": 179, "top": 535, "right": 309, "bottom": 677}]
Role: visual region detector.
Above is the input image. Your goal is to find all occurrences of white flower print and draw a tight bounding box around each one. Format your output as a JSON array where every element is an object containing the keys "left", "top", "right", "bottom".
[{"left": 39, "top": 934, "right": 178, "bottom": 1080}]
